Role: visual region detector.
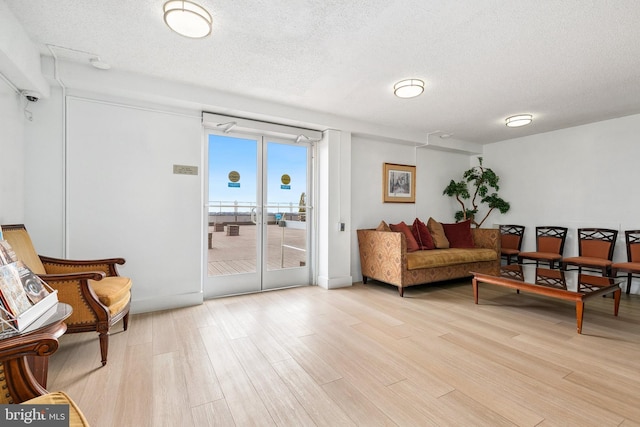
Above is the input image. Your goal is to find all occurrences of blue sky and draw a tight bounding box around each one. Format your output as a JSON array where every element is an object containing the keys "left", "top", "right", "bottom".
[{"left": 208, "top": 134, "right": 307, "bottom": 212}]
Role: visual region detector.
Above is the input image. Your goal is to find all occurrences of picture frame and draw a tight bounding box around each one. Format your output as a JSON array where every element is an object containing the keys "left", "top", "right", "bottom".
[{"left": 383, "top": 163, "right": 416, "bottom": 203}]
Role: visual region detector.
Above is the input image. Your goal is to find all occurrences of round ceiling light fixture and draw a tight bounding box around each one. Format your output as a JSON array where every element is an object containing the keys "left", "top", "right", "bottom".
[
  {"left": 393, "top": 79, "right": 425, "bottom": 98},
  {"left": 163, "top": 0, "right": 212, "bottom": 39},
  {"left": 505, "top": 114, "right": 533, "bottom": 127}
]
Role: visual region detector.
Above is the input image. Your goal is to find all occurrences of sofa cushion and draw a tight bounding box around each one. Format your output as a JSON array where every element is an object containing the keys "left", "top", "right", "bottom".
[
  {"left": 442, "top": 220, "right": 475, "bottom": 248},
  {"left": 412, "top": 218, "right": 435, "bottom": 250},
  {"left": 390, "top": 221, "right": 420, "bottom": 252},
  {"left": 427, "top": 217, "right": 450, "bottom": 248},
  {"left": 407, "top": 248, "right": 498, "bottom": 270}
]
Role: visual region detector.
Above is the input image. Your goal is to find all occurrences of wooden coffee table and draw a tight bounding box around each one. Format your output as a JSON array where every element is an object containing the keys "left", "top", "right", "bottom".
[{"left": 472, "top": 265, "right": 621, "bottom": 334}]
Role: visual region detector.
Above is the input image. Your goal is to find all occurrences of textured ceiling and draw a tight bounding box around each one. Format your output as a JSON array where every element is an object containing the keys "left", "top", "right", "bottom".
[{"left": 5, "top": 0, "right": 640, "bottom": 144}]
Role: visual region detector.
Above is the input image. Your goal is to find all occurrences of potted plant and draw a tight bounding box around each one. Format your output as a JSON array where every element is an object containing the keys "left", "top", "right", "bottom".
[{"left": 442, "top": 157, "right": 510, "bottom": 227}]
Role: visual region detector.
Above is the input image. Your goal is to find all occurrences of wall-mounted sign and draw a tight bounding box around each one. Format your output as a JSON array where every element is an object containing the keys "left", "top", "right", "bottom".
[
  {"left": 281, "top": 174, "right": 291, "bottom": 185},
  {"left": 228, "top": 183, "right": 240, "bottom": 188},
  {"left": 228, "top": 171, "right": 240, "bottom": 182},
  {"left": 173, "top": 165, "right": 198, "bottom": 175},
  {"left": 281, "top": 185, "right": 291, "bottom": 190}
]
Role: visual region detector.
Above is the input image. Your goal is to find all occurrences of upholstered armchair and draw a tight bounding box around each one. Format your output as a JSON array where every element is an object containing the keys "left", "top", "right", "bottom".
[{"left": 2, "top": 224, "right": 131, "bottom": 366}]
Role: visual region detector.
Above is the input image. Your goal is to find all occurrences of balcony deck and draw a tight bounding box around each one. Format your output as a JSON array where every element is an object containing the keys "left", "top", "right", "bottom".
[{"left": 207, "top": 222, "right": 306, "bottom": 276}]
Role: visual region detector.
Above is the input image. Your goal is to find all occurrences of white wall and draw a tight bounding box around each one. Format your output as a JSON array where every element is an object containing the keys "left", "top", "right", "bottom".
[
  {"left": 22, "top": 86, "right": 63, "bottom": 255},
  {"left": 63, "top": 97, "right": 203, "bottom": 311},
  {"left": 483, "top": 114, "right": 640, "bottom": 293},
  {"left": 0, "top": 76, "right": 24, "bottom": 224},
  {"left": 350, "top": 135, "right": 471, "bottom": 280}
]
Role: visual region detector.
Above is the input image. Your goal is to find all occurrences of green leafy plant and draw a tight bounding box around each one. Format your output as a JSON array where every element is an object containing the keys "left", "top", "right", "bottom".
[{"left": 442, "top": 157, "right": 510, "bottom": 227}]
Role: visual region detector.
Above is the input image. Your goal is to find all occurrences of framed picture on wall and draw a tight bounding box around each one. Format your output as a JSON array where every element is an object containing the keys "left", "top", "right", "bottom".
[{"left": 383, "top": 163, "right": 416, "bottom": 203}]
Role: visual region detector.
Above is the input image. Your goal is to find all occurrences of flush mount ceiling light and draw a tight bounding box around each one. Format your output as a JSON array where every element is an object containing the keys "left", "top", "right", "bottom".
[
  {"left": 163, "top": 0, "right": 212, "bottom": 38},
  {"left": 505, "top": 114, "right": 533, "bottom": 127},
  {"left": 393, "top": 79, "right": 425, "bottom": 98}
]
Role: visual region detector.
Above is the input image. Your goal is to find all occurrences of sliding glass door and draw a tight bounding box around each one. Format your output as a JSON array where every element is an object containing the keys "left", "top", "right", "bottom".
[{"left": 204, "top": 131, "right": 311, "bottom": 298}]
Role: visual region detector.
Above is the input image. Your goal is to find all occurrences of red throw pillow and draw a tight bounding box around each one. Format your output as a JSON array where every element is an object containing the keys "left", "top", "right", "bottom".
[
  {"left": 442, "top": 220, "right": 475, "bottom": 248},
  {"left": 412, "top": 218, "right": 435, "bottom": 250},
  {"left": 390, "top": 221, "right": 421, "bottom": 252}
]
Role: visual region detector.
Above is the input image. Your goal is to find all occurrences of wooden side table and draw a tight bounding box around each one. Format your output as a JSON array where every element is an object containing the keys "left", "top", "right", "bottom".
[{"left": 0, "top": 303, "right": 71, "bottom": 403}]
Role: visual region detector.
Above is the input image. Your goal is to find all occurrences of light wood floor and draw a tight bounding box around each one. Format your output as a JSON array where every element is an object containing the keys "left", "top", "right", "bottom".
[{"left": 47, "top": 279, "right": 640, "bottom": 426}]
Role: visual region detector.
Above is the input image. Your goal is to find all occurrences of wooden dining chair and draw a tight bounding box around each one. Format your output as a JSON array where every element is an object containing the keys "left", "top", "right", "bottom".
[
  {"left": 500, "top": 224, "right": 525, "bottom": 264},
  {"left": 561, "top": 228, "right": 618, "bottom": 276},
  {"left": 611, "top": 230, "right": 640, "bottom": 294},
  {"left": 517, "top": 226, "right": 568, "bottom": 269}
]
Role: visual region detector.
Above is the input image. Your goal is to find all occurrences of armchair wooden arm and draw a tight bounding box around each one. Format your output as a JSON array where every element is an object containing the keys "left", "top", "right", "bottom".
[
  {"left": 0, "top": 322, "right": 66, "bottom": 404},
  {"left": 40, "top": 255, "right": 125, "bottom": 276}
]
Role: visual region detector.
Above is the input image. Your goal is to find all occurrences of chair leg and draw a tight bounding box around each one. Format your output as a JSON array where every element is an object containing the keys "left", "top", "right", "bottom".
[
  {"left": 99, "top": 331, "right": 109, "bottom": 366},
  {"left": 627, "top": 274, "right": 632, "bottom": 295},
  {"left": 123, "top": 312, "right": 130, "bottom": 331}
]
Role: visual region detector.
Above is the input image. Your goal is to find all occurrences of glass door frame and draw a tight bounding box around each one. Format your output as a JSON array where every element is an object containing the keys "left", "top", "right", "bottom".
[{"left": 203, "top": 128, "right": 315, "bottom": 299}]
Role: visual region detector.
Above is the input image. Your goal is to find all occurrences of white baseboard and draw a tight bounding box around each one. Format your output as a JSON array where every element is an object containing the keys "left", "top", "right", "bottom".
[{"left": 131, "top": 291, "right": 203, "bottom": 314}]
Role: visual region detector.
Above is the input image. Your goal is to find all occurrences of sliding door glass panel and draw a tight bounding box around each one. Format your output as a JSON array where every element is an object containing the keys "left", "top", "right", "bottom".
[
  {"left": 207, "top": 134, "right": 259, "bottom": 286},
  {"left": 205, "top": 132, "right": 311, "bottom": 297},
  {"left": 264, "top": 141, "right": 308, "bottom": 271}
]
